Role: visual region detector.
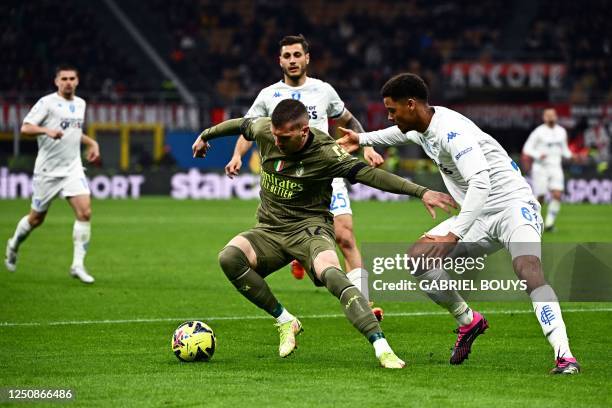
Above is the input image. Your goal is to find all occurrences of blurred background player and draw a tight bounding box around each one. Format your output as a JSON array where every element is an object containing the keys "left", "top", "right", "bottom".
[
  {"left": 194, "top": 99, "right": 456, "bottom": 368},
  {"left": 4, "top": 65, "right": 100, "bottom": 284},
  {"left": 224, "top": 35, "right": 383, "bottom": 302},
  {"left": 339, "top": 73, "right": 580, "bottom": 374},
  {"left": 522, "top": 108, "right": 573, "bottom": 232}
]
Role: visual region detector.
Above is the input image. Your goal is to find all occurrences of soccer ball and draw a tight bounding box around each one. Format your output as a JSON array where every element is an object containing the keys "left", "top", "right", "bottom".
[{"left": 171, "top": 321, "right": 216, "bottom": 362}]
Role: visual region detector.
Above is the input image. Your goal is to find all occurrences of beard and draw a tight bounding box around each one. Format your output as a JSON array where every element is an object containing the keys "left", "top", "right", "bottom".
[{"left": 283, "top": 66, "right": 305, "bottom": 81}]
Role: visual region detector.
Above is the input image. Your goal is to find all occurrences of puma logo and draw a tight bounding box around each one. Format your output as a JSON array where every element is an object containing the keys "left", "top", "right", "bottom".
[{"left": 345, "top": 295, "right": 363, "bottom": 311}]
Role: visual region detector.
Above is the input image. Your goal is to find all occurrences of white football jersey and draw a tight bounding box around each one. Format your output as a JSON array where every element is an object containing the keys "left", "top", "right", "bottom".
[
  {"left": 23, "top": 92, "right": 86, "bottom": 177},
  {"left": 522, "top": 123, "right": 572, "bottom": 167},
  {"left": 245, "top": 77, "right": 345, "bottom": 133},
  {"left": 361, "top": 106, "right": 534, "bottom": 209}
]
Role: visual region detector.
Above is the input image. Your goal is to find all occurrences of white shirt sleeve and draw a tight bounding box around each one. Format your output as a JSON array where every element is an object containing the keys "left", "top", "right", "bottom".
[
  {"left": 23, "top": 98, "right": 48, "bottom": 126},
  {"left": 245, "top": 90, "right": 269, "bottom": 118},
  {"left": 449, "top": 170, "right": 491, "bottom": 238},
  {"left": 522, "top": 128, "right": 540, "bottom": 159},
  {"left": 324, "top": 83, "right": 345, "bottom": 119},
  {"left": 443, "top": 129, "right": 490, "bottom": 181},
  {"left": 359, "top": 126, "right": 416, "bottom": 146},
  {"left": 561, "top": 128, "right": 572, "bottom": 159}
]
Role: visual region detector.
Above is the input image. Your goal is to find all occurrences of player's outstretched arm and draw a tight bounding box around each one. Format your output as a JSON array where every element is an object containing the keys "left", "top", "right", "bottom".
[
  {"left": 193, "top": 118, "right": 247, "bottom": 158},
  {"left": 522, "top": 130, "right": 542, "bottom": 160},
  {"left": 350, "top": 164, "right": 456, "bottom": 218},
  {"left": 337, "top": 125, "right": 411, "bottom": 155},
  {"left": 335, "top": 110, "right": 384, "bottom": 167},
  {"left": 336, "top": 127, "right": 361, "bottom": 153},
  {"left": 21, "top": 122, "right": 63, "bottom": 139},
  {"left": 225, "top": 136, "right": 254, "bottom": 178}
]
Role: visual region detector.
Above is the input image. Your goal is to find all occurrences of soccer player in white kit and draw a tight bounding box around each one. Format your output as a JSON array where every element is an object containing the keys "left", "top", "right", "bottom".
[
  {"left": 4, "top": 65, "right": 99, "bottom": 284},
  {"left": 338, "top": 73, "right": 580, "bottom": 374},
  {"left": 522, "top": 108, "right": 573, "bottom": 231},
  {"left": 225, "top": 35, "right": 384, "bottom": 304}
]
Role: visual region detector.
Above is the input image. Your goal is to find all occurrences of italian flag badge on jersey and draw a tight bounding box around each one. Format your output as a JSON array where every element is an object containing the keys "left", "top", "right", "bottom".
[{"left": 274, "top": 160, "right": 285, "bottom": 172}]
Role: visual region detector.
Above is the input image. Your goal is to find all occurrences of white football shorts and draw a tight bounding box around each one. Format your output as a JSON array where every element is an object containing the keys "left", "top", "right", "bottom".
[
  {"left": 31, "top": 168, "right": 90, "bottom": 212},
  {"left": 425, "top": 198, "right": 543, "bottom": 259},
  {"left": 330, "top": 178, "right": 352, "bottom": 217},
  {"left": 531, "top": 164, "right": 564, "bottom": 196}
]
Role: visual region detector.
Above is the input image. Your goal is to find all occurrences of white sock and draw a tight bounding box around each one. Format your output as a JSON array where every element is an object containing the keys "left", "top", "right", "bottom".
[
  {"left": 346, "top": 268, "right": 368, "bottom": 299},
  {"left": 275, "top": 307, "right": 296, "bottom": 324},
  {"left": 72, "top": 220, "right": 91, "bottom": 268},
  {"left": 9, "top": 215, "right": 32, "bottom": 250},
  {"left": 545, "top": 199, "right": 561, "bottom": 228},
  {"left": 373, "top": 338, "right": 392, "bottom": 358},
  {"left": 456, "top": 308, "right": 474, "bottom": 327},
  {"left": 415, "top": 268, "right": 471, "bottom": 326},
  {"left": 530, "top": 285, "right": 573, "bottom": 359}
]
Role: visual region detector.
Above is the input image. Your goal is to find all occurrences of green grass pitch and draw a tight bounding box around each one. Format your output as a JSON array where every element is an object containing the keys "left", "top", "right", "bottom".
[{"left": 1, "top": 198, "right": 611, "bottom": 407}]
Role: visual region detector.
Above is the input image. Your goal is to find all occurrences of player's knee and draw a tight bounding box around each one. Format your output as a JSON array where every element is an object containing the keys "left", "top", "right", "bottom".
[
  {"left": 320, "top": 267, "right": 353, "bottom": 298},
  {"left": 218, "top": 245, "right": 250, "bottom": 280},
  {"left": 335, "top": 226, "right": 355, "bottom": 250},
  {"left": 407, "top": 238, "right": 434, "bottom": 276},
  {"left": 551, "top": 190, "right": 562, "bottom": 201},
  {"left": 77, "top": 207, "right": 92, "bottom": 221}
]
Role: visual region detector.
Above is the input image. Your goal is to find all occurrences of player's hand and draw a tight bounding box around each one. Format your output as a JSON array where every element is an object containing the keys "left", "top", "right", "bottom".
[
  {"left": 47, "top": 129, "right": 63, "bottom": 139},
  {"left": 192, "top": 136, "right": 211, "bottom": 158},
  {"left": 86, "top": 141, "right": 100, "bottom": 162},
  {"left": 336, "top": 127, "right": 360, "bottom": 153},
  {"left": 225, "top": 155, "right": 242, "bottom": 179},
  {"left": 421, "top": 232, "right": 459, "bottom": 259},
  {"left": 421, "top": 190, "right": 457, "bottom": 219},
  {"left": 364, "top": 146, "right": 384, "bottom": 167}
]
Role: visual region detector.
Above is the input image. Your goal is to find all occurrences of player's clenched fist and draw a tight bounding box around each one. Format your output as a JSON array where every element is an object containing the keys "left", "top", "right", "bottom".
[
  {"left": 225, "top": 155, "right": 242, "bottom": 178},
  {"left": 47, "top": 129, "right": 63, "bottom": 139},
  {"left": 192, "top": 135, "right": 211, "bottom": 158}
]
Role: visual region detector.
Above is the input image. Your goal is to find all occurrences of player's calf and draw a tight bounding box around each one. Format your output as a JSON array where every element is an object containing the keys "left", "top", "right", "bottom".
[
  {"left": 319, "top": 266, "right": 403, "bottom": 367},
  {"left": 218, "top": 245, "right": 279, "bottom": 314},
  {"left": 5, "top": 214, "right": 38, "bottom": 272}
]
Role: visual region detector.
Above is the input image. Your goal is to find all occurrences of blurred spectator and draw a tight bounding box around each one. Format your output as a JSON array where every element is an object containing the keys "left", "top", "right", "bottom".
[
  {"left": 0, "top": 0, "right": 154, "bottom": 98},
  {"left": 158, "top": 145, "right": 178, "bottom": 168},
  {"left": 1, "top": 0, "right": 609, "bottom": 106}
]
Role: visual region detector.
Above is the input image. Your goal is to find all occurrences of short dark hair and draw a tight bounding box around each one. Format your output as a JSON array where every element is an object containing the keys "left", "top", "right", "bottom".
[
  {"left": 55, "top": 64, "right": 79, "bottom": 76},
  {"left": 381, "top": 73, "right": 429, "bottom": 102},
  {"left": 271, "top": 99, "right": 308, "bottom": 128},
  {"left": 279, "top": 34, "right": 309, "bottom": 54}
]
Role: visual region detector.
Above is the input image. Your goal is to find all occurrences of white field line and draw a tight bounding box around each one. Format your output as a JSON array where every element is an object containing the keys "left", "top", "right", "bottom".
[{"left": 1, "top": 307, "right": 611, "bottom": 328}]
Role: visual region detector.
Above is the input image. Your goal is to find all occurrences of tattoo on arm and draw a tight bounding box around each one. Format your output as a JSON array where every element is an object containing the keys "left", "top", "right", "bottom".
[{"left": 344, "top": 114, "right": 365, "bottom": 133}]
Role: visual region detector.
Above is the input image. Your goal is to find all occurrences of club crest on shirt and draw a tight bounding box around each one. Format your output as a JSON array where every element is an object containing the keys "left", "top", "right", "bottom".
[
  {"left": 420, "top": 137, "right": 439, "bottom": 156},
  {"left": 295, "top": 162, "right": 304, "bottom": 177}
]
